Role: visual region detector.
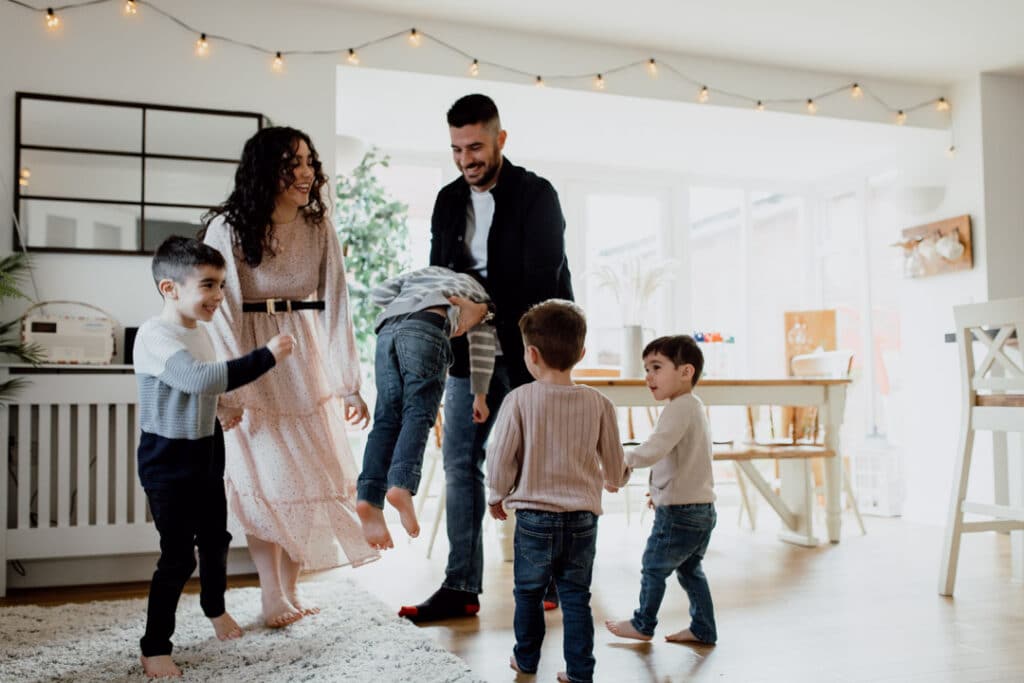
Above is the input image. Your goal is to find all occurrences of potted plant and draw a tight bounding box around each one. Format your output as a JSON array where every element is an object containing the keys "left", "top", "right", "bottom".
[{"left": 0, "top": 252, "right": 43, "bottom": 401}]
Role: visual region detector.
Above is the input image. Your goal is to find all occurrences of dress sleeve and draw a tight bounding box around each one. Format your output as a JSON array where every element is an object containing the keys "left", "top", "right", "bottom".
[
  {"left": 318, "top": 223, "right": 362, "bottom": 398},
  {"left": 203, "top": 217, "right": 254, "bottom": 409}
]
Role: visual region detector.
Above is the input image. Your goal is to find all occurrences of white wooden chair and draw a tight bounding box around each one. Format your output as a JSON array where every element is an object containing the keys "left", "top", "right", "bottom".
[{"left": 939, "top": 297, "right": 1024, "bottom": 596}]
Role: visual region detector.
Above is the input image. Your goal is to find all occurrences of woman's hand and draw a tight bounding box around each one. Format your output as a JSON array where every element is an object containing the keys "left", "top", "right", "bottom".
[{"left": 344, "top": 392, "right": 371, "bottom": 429}]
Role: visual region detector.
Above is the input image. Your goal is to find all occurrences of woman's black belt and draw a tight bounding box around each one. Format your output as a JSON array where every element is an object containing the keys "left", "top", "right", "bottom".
[{"left": 241, "top": 299, "right": 325, "bottom": 314}]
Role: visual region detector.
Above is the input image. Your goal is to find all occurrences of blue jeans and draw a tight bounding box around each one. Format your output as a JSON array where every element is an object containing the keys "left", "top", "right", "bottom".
[
  {"left": 441, "top": 358, "right": 510, "bottom": 594},
  {"left": 632, "top": 503, "right": 717, "bottom": 643},
  {"left": 512, "top": 509, "right": 598, "bottom": 683},
  {"left": 358, "top": 314, "right": 451, "bottom": 508}
]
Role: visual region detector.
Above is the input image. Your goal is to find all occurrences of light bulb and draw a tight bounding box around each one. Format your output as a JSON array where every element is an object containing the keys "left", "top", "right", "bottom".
[
  {"left": 18, "top": 168, "right": 30, "bottom": 188},
  {"left": 593, "top": 73, "right": 605, "bottom": 90},
  {"left": 896, "top": 110, "right": 907, "bottom": 125},
  {"left": 946, "top": 145, "right": 956, "bottom": 158},
  {"left": 272, "top": 52, "right": 284, "bottom": 73},
  {"left": 535, "top": 75, "right": 545, "bottom": 88},
  {"left": 851, "top": 83, "right": 863, "bottom": 99},
  {"left": 45, "top": 8, "right": 60, "bottom": 30},
  {"left": 347, "top": 48, "right": 360, "bottom": 65},
  {"left": 755, "top": 100, "right": 765, "bottom": 112},
  {"left": 123, "top": 0, "right": 138, "bottom": 16},
  {"left": 936, "top": 97, "right": 950, "bottom": 112},
  {"left": 806, "top": 99, "right": 817, "bottom": 114},
  {"left": 195, "top": 33, "right": 209, "bottom": 57},
  {"left": 646, "top": 58, "right": 657, "bottom": 77},
  {"left": 408, "top": 28, "right": 421, "bottom": 47},
  {"left": 697, "top": 86, "right": 709, "bottom": 103},
  {"left": 469, "top": 59, "right": 479, "bottom": 77}
]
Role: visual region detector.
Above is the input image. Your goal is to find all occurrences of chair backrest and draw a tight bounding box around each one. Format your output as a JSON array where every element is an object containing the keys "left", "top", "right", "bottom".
[{"left": 953, "top": 297, "right": 1024, "bottom": 399}]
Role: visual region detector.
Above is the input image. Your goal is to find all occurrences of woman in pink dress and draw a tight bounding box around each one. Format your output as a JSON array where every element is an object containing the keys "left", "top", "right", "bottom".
[{"left": 201, "top": 127, "right": 378, "bottom": 628}]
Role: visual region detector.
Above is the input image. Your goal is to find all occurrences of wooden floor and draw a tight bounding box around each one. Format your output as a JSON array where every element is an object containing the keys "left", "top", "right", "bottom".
[{"left": 5, "top": 508, "right": 1024, "bottom": 682}]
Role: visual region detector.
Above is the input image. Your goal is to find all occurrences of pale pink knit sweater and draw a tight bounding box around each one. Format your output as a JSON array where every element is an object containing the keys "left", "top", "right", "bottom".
[{"left": 486, "top": 381, "right": 631, "bottom": 515}]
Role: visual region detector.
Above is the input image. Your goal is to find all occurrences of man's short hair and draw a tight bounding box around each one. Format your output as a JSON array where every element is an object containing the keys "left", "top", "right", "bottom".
[
  {"left": 519, "top": 299, "right": 586, "bottom": 371},
  {"left": 447, "top": 93, "right": 501, "bottom": 130},
  {"left": 643, "top": 335, "right": 705, "bottom": 385},
  {"left": 151, "top": 235, "right": 225, "bottom": 286}
]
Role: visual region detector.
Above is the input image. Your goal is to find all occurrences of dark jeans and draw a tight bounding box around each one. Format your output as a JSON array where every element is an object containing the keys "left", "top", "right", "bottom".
[
  {"left": 512, "top": 509, "right": 599, "bottom": 683},
  {"left": 631, "top": 503, "right": 718, "bottom": 644},
  {"left": 358, "top": 314, "right": 452, "bottom": 508},
  {"left": 140, "top": 478, "right": 231, "bottom": 657},
  {"left": 440, "top": 358, "right": 511, "bottom": 594}
]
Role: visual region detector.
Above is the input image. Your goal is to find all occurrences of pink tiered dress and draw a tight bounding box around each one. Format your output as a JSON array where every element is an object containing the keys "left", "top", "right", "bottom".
[{"left": 204, "top": 215, "right": 378, "bottom": 570}]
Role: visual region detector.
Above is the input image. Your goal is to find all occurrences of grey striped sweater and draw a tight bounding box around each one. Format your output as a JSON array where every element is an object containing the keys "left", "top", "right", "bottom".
[{"left": 371, "top": 266, "right": 497, "bottom": 395}]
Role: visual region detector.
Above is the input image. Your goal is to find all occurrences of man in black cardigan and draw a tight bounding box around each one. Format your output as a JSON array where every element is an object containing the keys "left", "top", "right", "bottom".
[{"left": 399, "top": 94, "right": 573, "bottom": 622}]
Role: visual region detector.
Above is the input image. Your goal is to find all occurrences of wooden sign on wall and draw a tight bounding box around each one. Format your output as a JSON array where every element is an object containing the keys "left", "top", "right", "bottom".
[{"left": 896, "top": 214, "right": 973, "bottom": 278}]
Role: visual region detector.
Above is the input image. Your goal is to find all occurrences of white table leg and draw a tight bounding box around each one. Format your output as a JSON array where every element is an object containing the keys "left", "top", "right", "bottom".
[
  {"left": 823, "top": 384, "right": 845, "bottom": 543},
  {"left": 777, "top": 458, "right": 817, "bottom": 547},
  {"left": 1009, "top": 432, "right": 1024, "bottom": 582}
]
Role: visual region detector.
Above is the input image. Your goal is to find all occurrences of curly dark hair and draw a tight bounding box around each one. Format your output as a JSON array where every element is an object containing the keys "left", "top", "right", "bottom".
[{"left": 200, "top": 126, "right": 329, "bottom": 268}]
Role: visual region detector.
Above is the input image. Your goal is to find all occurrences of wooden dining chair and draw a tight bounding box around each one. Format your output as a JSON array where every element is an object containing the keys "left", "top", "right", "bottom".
[{"left": 939, "top": 297, "right": 1024, "bottom": 596}]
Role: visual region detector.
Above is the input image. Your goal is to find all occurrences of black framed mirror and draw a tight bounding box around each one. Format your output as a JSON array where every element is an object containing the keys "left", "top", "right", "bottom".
[{"left": 14, "top": 93, "right": 264, "bottom": 255}]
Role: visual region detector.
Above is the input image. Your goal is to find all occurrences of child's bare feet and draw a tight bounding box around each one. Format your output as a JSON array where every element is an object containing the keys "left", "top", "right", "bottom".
[
  {"left": 556, "top": 673, "right": 571, "bottom": 682},
  {"left": 261, "top": 592, "right": 303, "bottom": 629},
  {"left": 386, "top": 486, "right": 420, "bottom": 538},
  {"left": 605, "top": 619, "right": 653, "bottom": 641},
  {"left": 509, "top": 656, "right": 523, "bottom": 673},
  {"left": 210, "top": 612, "right": 243, "bottom": 640},
  {"left": 140, "top": 655, "right": 182, "bottom": 678},
  {"left": 665, "top": 627, "right": 710, "bottom": 644},
  {"left": 285, "top": 585, "right": 320, "bottom": 616},
  {"left": 357, "top": 500, "right": 394, "bottom": 549}
]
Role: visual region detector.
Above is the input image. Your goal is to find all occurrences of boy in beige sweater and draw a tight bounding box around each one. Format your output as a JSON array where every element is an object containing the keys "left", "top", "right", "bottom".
[
  {"left": 487, "top": 299, "right": 631, "bottom": 683},
  {"left": 605, "top": 334, "right": 718, "bottom": 646}
]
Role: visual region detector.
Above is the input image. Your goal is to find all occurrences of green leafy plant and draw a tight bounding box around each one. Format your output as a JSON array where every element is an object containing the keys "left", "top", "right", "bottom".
[
  {"left": 335, "top": 148, "right": 411, "bottom": 373},
  {"left": 0, "top": 253, "right": 43, "bottom": 402}
]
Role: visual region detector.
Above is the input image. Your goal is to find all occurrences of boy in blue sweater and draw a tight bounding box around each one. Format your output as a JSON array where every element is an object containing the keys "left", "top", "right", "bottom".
[{"left": 134, "top": 236, "right": 293, "bottom": 678}]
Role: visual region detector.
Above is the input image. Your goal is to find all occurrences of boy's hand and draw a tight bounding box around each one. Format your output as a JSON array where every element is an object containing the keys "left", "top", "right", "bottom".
[
  {"left": 448, "top": 296, "right": 487, "bottom": 337},
  {"left": 489, "top": 501, "right": 507, "bottom": 520},
  {"left": 267, "top": 333, "right": 295, "bottom": 361},
  {"left": 344, "top": 392, "right": 370, "bottom": 429},
  {"left": 472, "top": 394, "right": 489, "bottom": 424},
  {"left": 604, "top": 483, "right": 620, "bottom": 493},
  {"left": 646, "top": 492, "right": 655, "bottom": 510},
  {"left": 219, "top": 406, "right": 244, "bottom": 431}
]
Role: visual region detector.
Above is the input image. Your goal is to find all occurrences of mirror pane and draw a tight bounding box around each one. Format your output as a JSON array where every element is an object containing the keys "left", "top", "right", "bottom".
[
  {"left": 146, "top": 110, "right": 258, "bottom": 159},
  {"left": 142, "top": 206, "right": 207, "bottom": 252},
  {"left": 21, "top": 98, "right": 142, "bottom": 152},
  {"left": 145, "top": 159, "right": 234, "bottom": 206},
  {"left": 19, "top": 199, "right": 141, "bottom": 251},
  {"left": 19, "top": 149, "right": 142, "bottom": 202}
]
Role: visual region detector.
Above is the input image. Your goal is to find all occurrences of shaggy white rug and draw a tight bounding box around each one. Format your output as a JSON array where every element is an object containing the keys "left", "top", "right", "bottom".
[{"left": 0, "top": 580, "right": 481, "bottom": 682}]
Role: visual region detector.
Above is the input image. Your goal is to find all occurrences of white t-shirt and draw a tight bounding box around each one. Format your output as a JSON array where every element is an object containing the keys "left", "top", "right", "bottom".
[{"left": 467, "top": 188, "right": 495, "bottom": 278}]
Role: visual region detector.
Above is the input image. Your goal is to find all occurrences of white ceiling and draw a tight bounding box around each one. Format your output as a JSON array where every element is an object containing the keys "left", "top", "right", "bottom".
[
  {"left": 336, "top": 67, "right": 948, "bottom": 184},
  {"left": 309, "top": 0, "right": 1024, "bottom": 84}
]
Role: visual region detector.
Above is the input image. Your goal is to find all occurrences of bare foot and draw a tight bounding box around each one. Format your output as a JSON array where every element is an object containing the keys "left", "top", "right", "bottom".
[
  {"left": 665, "top": 627, "right": 710, "bottom": 644},
  {"left": 210, "top": 612, "right": 243, "bottom": 640},
  {"left": 509, "top": 656, "right": 523, "bottom": 673},
  {"left": 357, "top": 500, "right": 395, "bottom": 549},
  {"left": 556, "top": 673, "right": 570, "bottom": 682},
  {"left": 140, "top": 655, "right": 182, "bottom": 678},
  {"left": 285, "top": 586, "right": 320, "bottom": 616},
  {"left": 261, "top": 592, "right": 303, "bottom": 629},
  {"left": 605, "top": 619, "right": 653, "bottom": 641},
  {"left": 386, "top": 486, "right": 420, "bottom": 538}
]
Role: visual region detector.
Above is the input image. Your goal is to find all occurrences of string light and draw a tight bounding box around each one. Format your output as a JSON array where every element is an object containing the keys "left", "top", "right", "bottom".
[
  {"left": 755, "top": 100, "right": 765, "bottom": 112},
  {"left": 271, "top": 51, "right": 284, "bottom": 73},
  {"left": 593, "top": 73, "right": 605, "bottom": 91},
  {"left": 18, "top": 168, "right": 30, "bottom": 188},
  {"left": 45, "top": 8, "right": 60, "bottom": 30},
  {"left": 851, "top": 83, "right": 863, "bottom": 99},
  {"left": 646, "top": 58, "right": 658, "bottom": 77},
  {"left": 697, "top": 85, "right": 709, "bottom": 103},
  {"left": 806, "top": 98, "right": 817, "bottom": 114},
  {"left": 347, "top": 48, "right": 360, "bottom": 65},
  {"left": 123, "top": 0, "right": 137, "bottom": 16},
  {"left": 408, "top": 28, "right": 421, "bottom": 47},
  {"left": 469, "top": 58, "right": 479, "bottom": 76},
  {"left": 896, "top": 110, "right": 907, "bottom": 125},
  {"left": 535, "top": 75, "right": 545, "bottom": 88},
  {"left": 936, "top": 97, "right": 950, "bottom": 112},
  {"left": 195, "top": 33, "right": 209, "bottom": 57}
]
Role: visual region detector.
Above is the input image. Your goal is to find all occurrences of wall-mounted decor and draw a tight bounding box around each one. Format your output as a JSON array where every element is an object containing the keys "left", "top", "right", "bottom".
[
  {"left": 892, "top": 214, "right": 972, "bottom": 278},
  {"left": 14, "top": 92, "right": 264, "bottom": 255}
]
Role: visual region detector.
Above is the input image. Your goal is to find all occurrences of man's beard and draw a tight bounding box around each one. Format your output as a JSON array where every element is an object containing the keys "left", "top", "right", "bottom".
[{"left": 464, "top": 158, "right": 500, "bottom": 188}]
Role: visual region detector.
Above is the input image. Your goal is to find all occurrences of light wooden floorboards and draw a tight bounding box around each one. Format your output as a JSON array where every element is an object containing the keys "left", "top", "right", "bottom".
[{"left": 5, "top": 510, "right": 1024, "bottom": 682}]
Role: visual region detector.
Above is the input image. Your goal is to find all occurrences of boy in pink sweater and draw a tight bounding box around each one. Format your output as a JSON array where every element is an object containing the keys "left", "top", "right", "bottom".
[{"left": 487, "top": 299, "right": 631, "bottom": 683}]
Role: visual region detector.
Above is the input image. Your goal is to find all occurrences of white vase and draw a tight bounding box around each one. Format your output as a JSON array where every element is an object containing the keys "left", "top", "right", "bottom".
[{"left": 621, "top": 325, "right": 644, "bottom": 378}]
